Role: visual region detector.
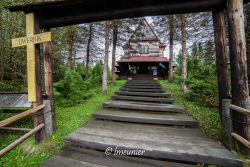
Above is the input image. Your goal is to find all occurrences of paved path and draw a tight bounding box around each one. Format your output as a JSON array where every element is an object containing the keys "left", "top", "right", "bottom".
[{"left": 41, "top": 80, "right": 242, "bottom": 167}]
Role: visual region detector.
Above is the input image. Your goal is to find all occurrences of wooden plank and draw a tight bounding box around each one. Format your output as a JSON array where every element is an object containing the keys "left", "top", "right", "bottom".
[
  {"left": 120, "top": 88, "right": 163, "bottom": 93},
  {"left": 123, "top": 86, "right": 162, "bottom": 89},
  {"left": 0, "top": 94, "right": 31, "bottom": 108},
  {"left": 93, "top": 109, "right": 197, "bottom": 127},
  {"left": 103, "top": 101, "right": 185, "bottom": 113},
  {"left": 0, "top": 123, "right": 44, "bottom": 157},
  {"left": 41, "top": 146, "right": 197, "bottom": 167},
  {"left": 111, "top": 95, "right": 174, "bottom": 103},
  {"left": 115, "top": 91, "right": 171, "bottom": 97},
  {"left": 65, "top": 120, "right": 242, "bottom": 167},
  {"left": 0, "top": 104, "right": 45, "bottom": 128}
]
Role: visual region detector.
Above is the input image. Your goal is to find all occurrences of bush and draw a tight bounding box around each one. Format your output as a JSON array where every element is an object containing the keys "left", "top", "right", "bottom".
[{"left": 54, "top": 63, "right": 103, "bottom": 107}]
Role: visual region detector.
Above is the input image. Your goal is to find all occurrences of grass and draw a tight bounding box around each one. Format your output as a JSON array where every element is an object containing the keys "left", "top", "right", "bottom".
[
  {"left": 160, "top": 80, "right": 221, "bottom": 140},
  {"left": 0, "top": 80, "right": 125, "bottom": 167}
]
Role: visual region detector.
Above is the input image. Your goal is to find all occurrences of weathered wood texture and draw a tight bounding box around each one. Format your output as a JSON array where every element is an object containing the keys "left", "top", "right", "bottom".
[
  {"left": 33, "top": 16, "right": 45, "bottom": 142},
  {"left": 65, "top": 120, "right": 242, "bottom": 167},
  {"left": 230, "top": 104, "right": 250, "bottom": 116},
  {"left": 103, "top": 101, "right": 185, "bottom": 113},
  {"left": 43, "top": 28, "right": 56, "bottom": 132},
  {"left": 41, "top": 146, "right": 197, "bottom": 167},
  {"left": 93, "top": 109, "right": 197, "bottom": 127},
  {"left": 212, "top": 10, "right": 230, "bottom": 119},
  {"left": 221, "top": 99, "right": 233, "bottom": 149},
  {"left": 168, "top": 15, "right": 174, "bottom": 82},
  {"left": 0, "top": 104, "right": 45, "bottom": 128},
  {"left": 0, "top": 123, "right": 44, "bottom": 157},
  {"left": 115, "top": 91, "right": 171, "bottom": 97},
  {"left": 111, "top": 95, "right": 174, "bottom": 103},
  {"left": 8, "top": 0, "right": 233, "bottom": 28},
  {"left": 0, "top": 94, "right": 31, "bottom": 108},
  {"left": 227, "top": 0, "right": 250, "bottom": 154},
  {"left": 120, "top": 88, "right": 163, "bottom": 93}
]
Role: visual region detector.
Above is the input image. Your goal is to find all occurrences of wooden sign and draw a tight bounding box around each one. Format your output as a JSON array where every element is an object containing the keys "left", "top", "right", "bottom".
[{"left": 12, "top": 13, "right": 52, "bottom": 102}]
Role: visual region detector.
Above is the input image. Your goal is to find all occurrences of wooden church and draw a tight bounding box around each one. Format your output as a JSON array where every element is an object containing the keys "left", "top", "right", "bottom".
[{"left": 116, "top": 18, "right": 169, "bottom": 80}]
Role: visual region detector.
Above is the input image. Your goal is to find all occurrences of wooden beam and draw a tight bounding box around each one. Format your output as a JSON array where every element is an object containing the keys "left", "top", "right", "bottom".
[
  {"left": 33, "top": 15, "right": 45, "bottom": 142},
  {"left": 231, "top": 132, "right": 250, "bottom": 149},
  {"left": 230, "top": 104, "right": 250, "bottom": 116},
  {"left": 43, "top": 28, "right": 56, "bottom": 132},
  {"left": 227, "top": 0, "right": 250, "bottom": 154},
  {"left": 0, "top": 104, "right": 45, "bottom": 128},
  {"left": 0, "top": 127, "right": 32, "bottom": 132},
  {"left": 212, "top": 10, "right": 230, "bottom": 119},
  {"left": 0, "top": 124, "right": 44, "bottom": 157}
]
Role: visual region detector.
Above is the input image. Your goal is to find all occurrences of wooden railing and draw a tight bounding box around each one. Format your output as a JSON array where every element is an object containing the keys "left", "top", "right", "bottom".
[
  {"left": 0, "top": 104, "right": 45, "bottom": 157},
  {"left": 229, "top": 104, "right": 250, "bottom": 149}
]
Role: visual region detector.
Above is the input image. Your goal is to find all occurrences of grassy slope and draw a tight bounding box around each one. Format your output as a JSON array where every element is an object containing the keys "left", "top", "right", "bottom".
[
  {"left": 160, "top": 80, "right": 221, "bottom": 140},
  {"left": 0, "top": 80, "right": 125, "bottom": 167}
]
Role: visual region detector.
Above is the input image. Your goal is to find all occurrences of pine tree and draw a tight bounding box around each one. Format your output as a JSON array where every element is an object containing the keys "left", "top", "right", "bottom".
[{"left": 102, "top": 21, "right": 110, "bottom": 92}]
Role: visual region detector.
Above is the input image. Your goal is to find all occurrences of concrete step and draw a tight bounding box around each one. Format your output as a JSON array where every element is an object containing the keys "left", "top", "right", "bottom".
[
  {"left": 103, "top": 101, "right": 185, "bottom": 113},
  {"left": 115, "top": 91, "right": 171, "bottom": 97},
  {"left": 111, "top": 95, "right": 174, "bottom": 103},
  {"left": 93, "top": 109, "right": 198, "bottom": 127}
]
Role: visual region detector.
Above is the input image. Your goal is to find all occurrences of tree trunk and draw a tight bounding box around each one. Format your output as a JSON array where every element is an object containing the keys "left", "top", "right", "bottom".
[
  {"left": 168, "top": 15, "right": 174, "bottom": 82},
  {"left": 180, "top": 14, "right": 188, "bottom": 93},
  {"left": 212, "top": 11, "right": 231, "bottom": 120},
  {"left": 227, "top": 0, "right": 250, "bottom": 155},
  {"left": 67, "top": 28, "right": 74, "bottom": 69},
  {"left": 102, "top": 22, "right": 110, "bottom": 92},
  {"left": 246, "top": 3, "right": 250, "bottom": 90},
  {"left": 111, "top": 20, "right": 118, "bottom": 85},
  {"left": 85, "top": 23, "right": 93, "bottom": 76}
]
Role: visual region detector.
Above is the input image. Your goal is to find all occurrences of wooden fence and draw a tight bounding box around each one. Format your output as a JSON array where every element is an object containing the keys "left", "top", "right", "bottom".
[
  {"left": 222, "top": 99, "right": 250, "bottom": 150},
  {"left": 0, "top": 104, "right": 45, "bottom": 157}
]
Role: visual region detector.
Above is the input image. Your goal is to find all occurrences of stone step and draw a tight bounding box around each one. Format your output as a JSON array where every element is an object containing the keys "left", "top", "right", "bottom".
[
  {"left": 125, "top": 83, "right": 160, "bottom": 86},
  {"left": 41, "top": 146, "right": 197, "bottom": 167},
  {"left": 93, "top": 109, "right": 197, "bottom": 127},
  {"left": 65, "top": 120, "right": 242, "bottom": 167},
  {"left": 123, "top": 85, "right": 162, "bottom": 89},
  {"left": 111, "top": 95, "right": 174, "bottom": 103},
  {"left": 103, "top": 101, "right": 185, "bottom": 113},
  {"left": 120, "top": 88, "right": 164, "bottom": 93},
  {"left": 115, "top": 91, "right": 171, "bottom": 97}
]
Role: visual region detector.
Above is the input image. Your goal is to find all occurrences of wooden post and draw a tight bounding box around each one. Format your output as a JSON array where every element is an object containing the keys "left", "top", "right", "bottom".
[
  {"left": 227, "top": 0, "right": 250, "bottom": 155},
  {"left": 33, "top": 15, "right": 45, "bottom": 142},
  {"left": 212, "top": 11, "right": 231, "bottom": 119},
  {"left": 43, "top": 28, "right": 56, "bottom": 132},
  {"left": 221, "top": 99, "right": 233, "bottom": 149}
]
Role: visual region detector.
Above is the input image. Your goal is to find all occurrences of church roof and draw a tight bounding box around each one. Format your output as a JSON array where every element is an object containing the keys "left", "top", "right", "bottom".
[{"left": 124, "top": 18, "right": 165, "bottom": 48}]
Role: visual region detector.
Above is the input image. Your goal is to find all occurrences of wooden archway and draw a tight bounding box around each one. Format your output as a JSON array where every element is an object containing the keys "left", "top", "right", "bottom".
[{"left": 8, "top": 0, "right": 249, "bottom": 154}]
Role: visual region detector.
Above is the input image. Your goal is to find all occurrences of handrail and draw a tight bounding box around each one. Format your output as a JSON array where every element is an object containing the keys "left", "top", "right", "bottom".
[
  {"left": 231, "top": 132, "right": 250, "bottom": 149},
  {"left": 0, "top": 124, "right": 45, "bottom": 157},
  {"left": 0, "top": 104, "right": 45, "bottom": 128},
  {"left": 229, "top": 104, "right": 250, "bottom": 116}
]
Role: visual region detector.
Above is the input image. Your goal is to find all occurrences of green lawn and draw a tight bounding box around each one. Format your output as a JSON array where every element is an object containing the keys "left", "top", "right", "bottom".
[{"left": 0, "top": 80, "right": 125, "bottom": 167}]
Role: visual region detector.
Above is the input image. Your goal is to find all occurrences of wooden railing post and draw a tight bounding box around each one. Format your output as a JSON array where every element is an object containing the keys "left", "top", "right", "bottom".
[
  {"left": 221, "top": 99, "right": 233, "bottom": 149},
  {"left": 33, "top": 14, "right": 45, "bottom": 142},
  {"left": 43, "top": 28, "right": 56, "bottom": 132}
]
